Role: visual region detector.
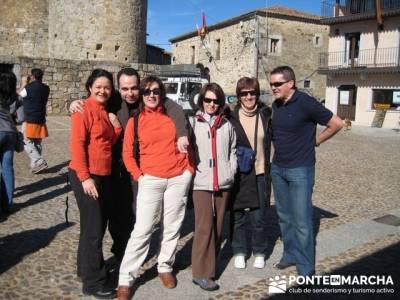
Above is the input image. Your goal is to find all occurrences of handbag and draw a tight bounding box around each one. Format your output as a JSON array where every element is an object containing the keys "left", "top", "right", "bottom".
[
  {"left": 15, "top": 131, "right": 25, "bottom": 153},
  {"left": 237, "top": 112, "right": 259, "bottom": 173},
  {"left": 236, "top": 145, "right": 256, "bottom": 173}
]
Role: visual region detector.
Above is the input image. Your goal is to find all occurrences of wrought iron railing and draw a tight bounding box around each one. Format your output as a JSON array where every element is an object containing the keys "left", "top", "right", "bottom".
[
  {"left": 319, "top": 47, "right": 400, "bottom": 69},
  {"left": 321, "top": 0, "right": 400, "bottom": 18}
]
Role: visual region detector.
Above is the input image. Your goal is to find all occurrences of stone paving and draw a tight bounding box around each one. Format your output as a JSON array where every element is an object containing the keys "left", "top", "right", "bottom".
[{"left": 0, "top": 117, "right": 399, "bottom": 299}]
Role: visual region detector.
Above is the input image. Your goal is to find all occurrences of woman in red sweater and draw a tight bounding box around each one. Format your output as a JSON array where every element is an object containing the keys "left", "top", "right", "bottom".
[
  {"left": 69, "top": 69, "right": 121, "bottom": 299},
  {"left": 117, "top": 76, "right": 193, "bottom": 299}
]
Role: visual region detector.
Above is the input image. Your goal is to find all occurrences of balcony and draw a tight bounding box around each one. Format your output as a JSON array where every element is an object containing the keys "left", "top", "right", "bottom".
[
  {"left": 319, "top": 47, "right": 400, "bottom": 71},
  {"left": 321, "top": 0, "right": 400, "bottom": 22}
]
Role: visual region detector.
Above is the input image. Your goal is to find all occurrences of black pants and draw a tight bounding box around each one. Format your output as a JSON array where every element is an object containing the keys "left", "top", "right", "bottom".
[
  {"left": 108, "top": 164, "right": 135, "bottom": 261},
  {"left": 69, "top": 169, "right": 110, "bottom": 292}
]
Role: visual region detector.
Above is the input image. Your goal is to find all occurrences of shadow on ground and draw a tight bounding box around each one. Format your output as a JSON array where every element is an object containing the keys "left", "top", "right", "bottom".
[{"left": 0, "top": 222, "right": 74, "bottom": 274}]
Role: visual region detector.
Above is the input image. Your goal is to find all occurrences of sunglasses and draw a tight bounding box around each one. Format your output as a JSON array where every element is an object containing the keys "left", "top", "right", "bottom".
[
  {"left": 142, "top": 88, "right": 161, "bottom": 96},
  {"left": 203, "top": 98, "right": 219, "bottom": 104},
  {"left": 270, "top": 80, "right": 290, "bottom": 88},
  {"left": 238, "top": 90, "right": 257, "bottom": 97}
]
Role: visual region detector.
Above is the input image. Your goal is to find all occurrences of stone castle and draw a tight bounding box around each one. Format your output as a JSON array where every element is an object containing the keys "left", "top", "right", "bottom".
[{"left": 0, "top": 0, "right": 151, "bottom": 113}]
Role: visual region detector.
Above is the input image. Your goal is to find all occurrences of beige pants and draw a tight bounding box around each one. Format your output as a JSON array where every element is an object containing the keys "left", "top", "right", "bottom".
[{"left": 118, "top": 170, "right": 192, "bottom": 287}]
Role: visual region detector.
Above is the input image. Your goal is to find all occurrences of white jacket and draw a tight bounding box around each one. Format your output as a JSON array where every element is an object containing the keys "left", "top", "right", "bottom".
[{"left": 190, "top": 111, "right": 237, "bottom": 191}]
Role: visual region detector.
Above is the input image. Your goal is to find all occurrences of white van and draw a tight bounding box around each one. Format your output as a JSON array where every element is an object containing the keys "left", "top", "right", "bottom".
[{"left": 162, "top": 77, "right": 208, "bottom": 111}]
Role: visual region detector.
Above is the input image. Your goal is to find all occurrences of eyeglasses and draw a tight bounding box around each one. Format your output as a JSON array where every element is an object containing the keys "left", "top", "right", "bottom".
[
  {"left": 270, "top": 80, "right": 290, "bottom": 88},
  {"left": 203, "top": 98, "right": 219, "bottom": 104},
  {"left": 142, "top": 88, "right": 161, "bottom": 96},
  {"left": 238, "top": 90, "right": 257, "bottom": 97}
]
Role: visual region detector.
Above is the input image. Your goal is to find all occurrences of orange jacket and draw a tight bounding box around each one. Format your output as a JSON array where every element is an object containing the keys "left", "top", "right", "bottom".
[
  {"left": 123, "top": 107, "right": 193, "bottom": 181},
  {"left": 69, "top": 96, "right": 122, "bottom": 181}
]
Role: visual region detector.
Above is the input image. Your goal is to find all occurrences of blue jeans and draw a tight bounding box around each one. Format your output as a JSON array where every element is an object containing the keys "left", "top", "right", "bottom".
[
  {"left": 271, "top": 163, "right": 315, "bottom": 276},
  {"left": 0, "top": 131, "right": 16, "bottom": 212},
  {"left": 231, "top": 175, "right": 269, "bottom": 256}
]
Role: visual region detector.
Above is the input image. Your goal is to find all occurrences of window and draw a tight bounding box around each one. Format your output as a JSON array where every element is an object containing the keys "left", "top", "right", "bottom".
[
  {"left": 313, "top": 34, "right": 322, "bottom": 47},
  {"left": 372, "top": 89, "right": 400, "bottom": 110},
  {"left": 215, "top": 39, "right": 221, "bottom": 60},
  {"left": 304, "top": 80, "right": 311, "bottom": 88},
  {"left": 165, "top": 83, "right": 178, "bottom": 94},
  {"left": 345, "top": 32, "right": 360, "bottom": 65},
  {"left": 270, "top": 38, "right": 279, "bottom": 53},
  {"left": 191, "top": 46, "right": 195, "bottom": 64}
]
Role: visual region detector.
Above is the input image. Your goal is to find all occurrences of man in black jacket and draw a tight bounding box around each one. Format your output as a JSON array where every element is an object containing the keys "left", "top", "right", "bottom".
[{"left": 20, "top": 68, "right": 50, "bottom": 174}]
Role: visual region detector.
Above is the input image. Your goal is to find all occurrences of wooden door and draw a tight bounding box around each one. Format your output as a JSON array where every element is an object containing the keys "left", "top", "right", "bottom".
[{"left": 337, "top": 85, "right": 357, "bottom": 120}]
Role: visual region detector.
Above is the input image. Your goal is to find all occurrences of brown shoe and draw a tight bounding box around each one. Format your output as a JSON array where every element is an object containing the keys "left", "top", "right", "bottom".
[
  {"left": 158, "top": 272, "right": 177, "bottom": 289},
  {"left": 117, "top": 285, "right": 133, "bottom": 300}
]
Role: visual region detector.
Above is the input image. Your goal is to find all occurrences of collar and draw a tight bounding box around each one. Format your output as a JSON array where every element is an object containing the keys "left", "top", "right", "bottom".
[
  {"left": 275, "top": 89, "right": 299, "bottom": 107},
  {"left": 87, "top": 96, "right": 107, "bottom": 109},
  {"left": 143, "top": 105, "right": 163, "bottom": 114}
]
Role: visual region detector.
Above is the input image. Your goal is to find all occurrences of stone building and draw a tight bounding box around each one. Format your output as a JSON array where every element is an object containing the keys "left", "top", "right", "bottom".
[
  {"left": 0, "top": 0, "right": 148, "bottom": 113},
  {"left": 318, "top": 0, "right": 400, "bottom": 129},
  {"left": 170, "top": 6, "right": 329, "bottom": 99}
]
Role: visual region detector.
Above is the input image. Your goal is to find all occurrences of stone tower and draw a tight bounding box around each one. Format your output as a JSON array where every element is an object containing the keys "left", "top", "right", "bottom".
[{"left": 0, "top": 0, "right": 147, "bottom": 63}]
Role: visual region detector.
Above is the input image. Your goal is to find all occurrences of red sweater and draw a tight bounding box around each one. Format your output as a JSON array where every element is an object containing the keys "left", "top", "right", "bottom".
[
  {"left": 123, "top": 107, "right": 193, "bottom": 181},
  {"left": 69, "top": 97, "right": 121, "bottom": 181}
]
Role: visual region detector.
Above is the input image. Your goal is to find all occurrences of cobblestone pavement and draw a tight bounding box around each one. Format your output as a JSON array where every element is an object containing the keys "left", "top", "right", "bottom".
[{"left": 0, "top": 117, "right": 399, "bottom": 299}]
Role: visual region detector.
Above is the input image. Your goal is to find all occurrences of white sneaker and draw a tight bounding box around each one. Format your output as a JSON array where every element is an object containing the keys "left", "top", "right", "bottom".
[
  {"left": 234, "top": 255, "right": 246, "bottom": 269},
  {"left": 253, "top": 256, "right": 265, "bottom": 269}
]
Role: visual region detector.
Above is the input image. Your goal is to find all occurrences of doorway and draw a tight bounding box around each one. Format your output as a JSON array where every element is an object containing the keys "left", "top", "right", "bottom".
[{"left": 337, "top": 85, "right": 357, "bottom": 120}]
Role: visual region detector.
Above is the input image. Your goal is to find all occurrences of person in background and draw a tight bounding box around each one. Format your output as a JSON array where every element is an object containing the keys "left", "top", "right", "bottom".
[
  {"left": 190, "top": 83, "right": 237, "bottom": 291},
  {"left": 69, "top": 67, "right": 189, "bottom": 266},
  {"left": 117, "top": 76, "right": 193, "bottom": 300},
  {"left": 69, "top": 69, "right": 121, "bottom": 299},
  {"left": 228, "top": 77, "right": 272, "bottom": 269},
  {"left": 19, "top": 68, "right": 50, "bottom": 174},
  {"left": 270, "top": 66, "right": 342, "bottom": 276},
  {"left": 0, "top": 71, "right": 19, "bottom": 215}
]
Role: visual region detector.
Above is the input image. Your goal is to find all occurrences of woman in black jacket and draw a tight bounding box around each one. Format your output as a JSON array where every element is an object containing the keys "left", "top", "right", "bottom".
[{"left": 228, "top": 77, "right": 272, "bottom": 269}]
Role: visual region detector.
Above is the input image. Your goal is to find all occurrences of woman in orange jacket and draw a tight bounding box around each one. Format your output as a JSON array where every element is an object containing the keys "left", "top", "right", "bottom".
[
  {"left": 117, "top": 76, "right": 193, "bottom": 299},
  {"left": 69, "top": 69, "right": 121, "bottom": 299}
]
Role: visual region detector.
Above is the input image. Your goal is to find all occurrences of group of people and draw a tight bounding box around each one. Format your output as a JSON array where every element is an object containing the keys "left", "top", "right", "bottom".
[
  {"left": 0, "top": 68, "right": 50, "bottom": 216},
  {"left": 66, "top": 65, "right": 343, "bottom": 300}
]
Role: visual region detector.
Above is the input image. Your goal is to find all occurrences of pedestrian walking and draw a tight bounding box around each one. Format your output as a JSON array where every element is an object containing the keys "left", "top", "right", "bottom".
[
  {"left": 0, "top": 71, "right": 19, "bottom": 215},
  {"left": 19, "top": 68, "right": 50, "bottom": 174}
]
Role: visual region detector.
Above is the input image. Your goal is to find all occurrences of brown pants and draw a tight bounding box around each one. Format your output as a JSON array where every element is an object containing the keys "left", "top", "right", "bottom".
[{"left": 191, "top": 190, "right": 229, "bottom": 279}]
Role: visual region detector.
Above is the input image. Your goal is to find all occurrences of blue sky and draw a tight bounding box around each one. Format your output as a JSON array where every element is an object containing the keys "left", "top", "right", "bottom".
[{"left": 147, "top": 0, "right": 322, "bottom": 51}]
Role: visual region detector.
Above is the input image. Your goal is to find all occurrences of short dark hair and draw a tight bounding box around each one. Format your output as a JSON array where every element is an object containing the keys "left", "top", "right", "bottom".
[
  {"left": 0, "top": 71, "right": 17, "bottom": 106},
  {"left": 236, "top": 77, "right": 260, "bottom": 100},
  {"left": 270, "top": 66, "right": 296, "bottom": 87},
  {"left": 197, "top": 83, "right": 225, "bottom": 113},
  {"left": 85, "top": 68, "right": 115, "bottom": 98},
  {"left": 139, "top": 75, "right": 166, "bottom": 112},
  {"left": 31, "top": 68, "right": 44, "bottom": 81},
  {"left": 117, "top": 67, "right": 140, "bottom": 86}
]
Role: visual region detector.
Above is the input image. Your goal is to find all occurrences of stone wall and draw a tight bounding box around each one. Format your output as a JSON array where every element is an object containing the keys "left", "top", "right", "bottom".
[
  {"left": 0, "top": 0, "right": 49, "bottom": 58},
  {"left": 0, "top": 55, "right": 159, "bottom": 114},
  {"left": 171, "top": 14, "right": 329, "bottom": 99},
  {"left": 172, "top": 18, "right": 256, "bottom": 95},
  {"left": 0, "top": 0, "right": 147, "bottom": 64}
]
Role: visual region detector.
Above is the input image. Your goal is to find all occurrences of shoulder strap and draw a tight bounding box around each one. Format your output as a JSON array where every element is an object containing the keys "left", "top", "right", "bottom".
[
  {"left": 132, "top": 112, "right": 140, "bottom": 166},
  {"left": 253, "top": 112, "right": 259, "bottom": 155}
]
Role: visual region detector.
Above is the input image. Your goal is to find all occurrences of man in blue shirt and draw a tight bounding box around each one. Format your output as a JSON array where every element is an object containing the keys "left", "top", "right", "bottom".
[{"left": 270, "top": 66, "right": 342, "bottom": 276}]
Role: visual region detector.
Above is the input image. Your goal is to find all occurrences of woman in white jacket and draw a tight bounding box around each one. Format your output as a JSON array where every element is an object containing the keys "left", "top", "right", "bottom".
[{"left": 190, "top": 83, "right": 237, "bottom": 291}]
